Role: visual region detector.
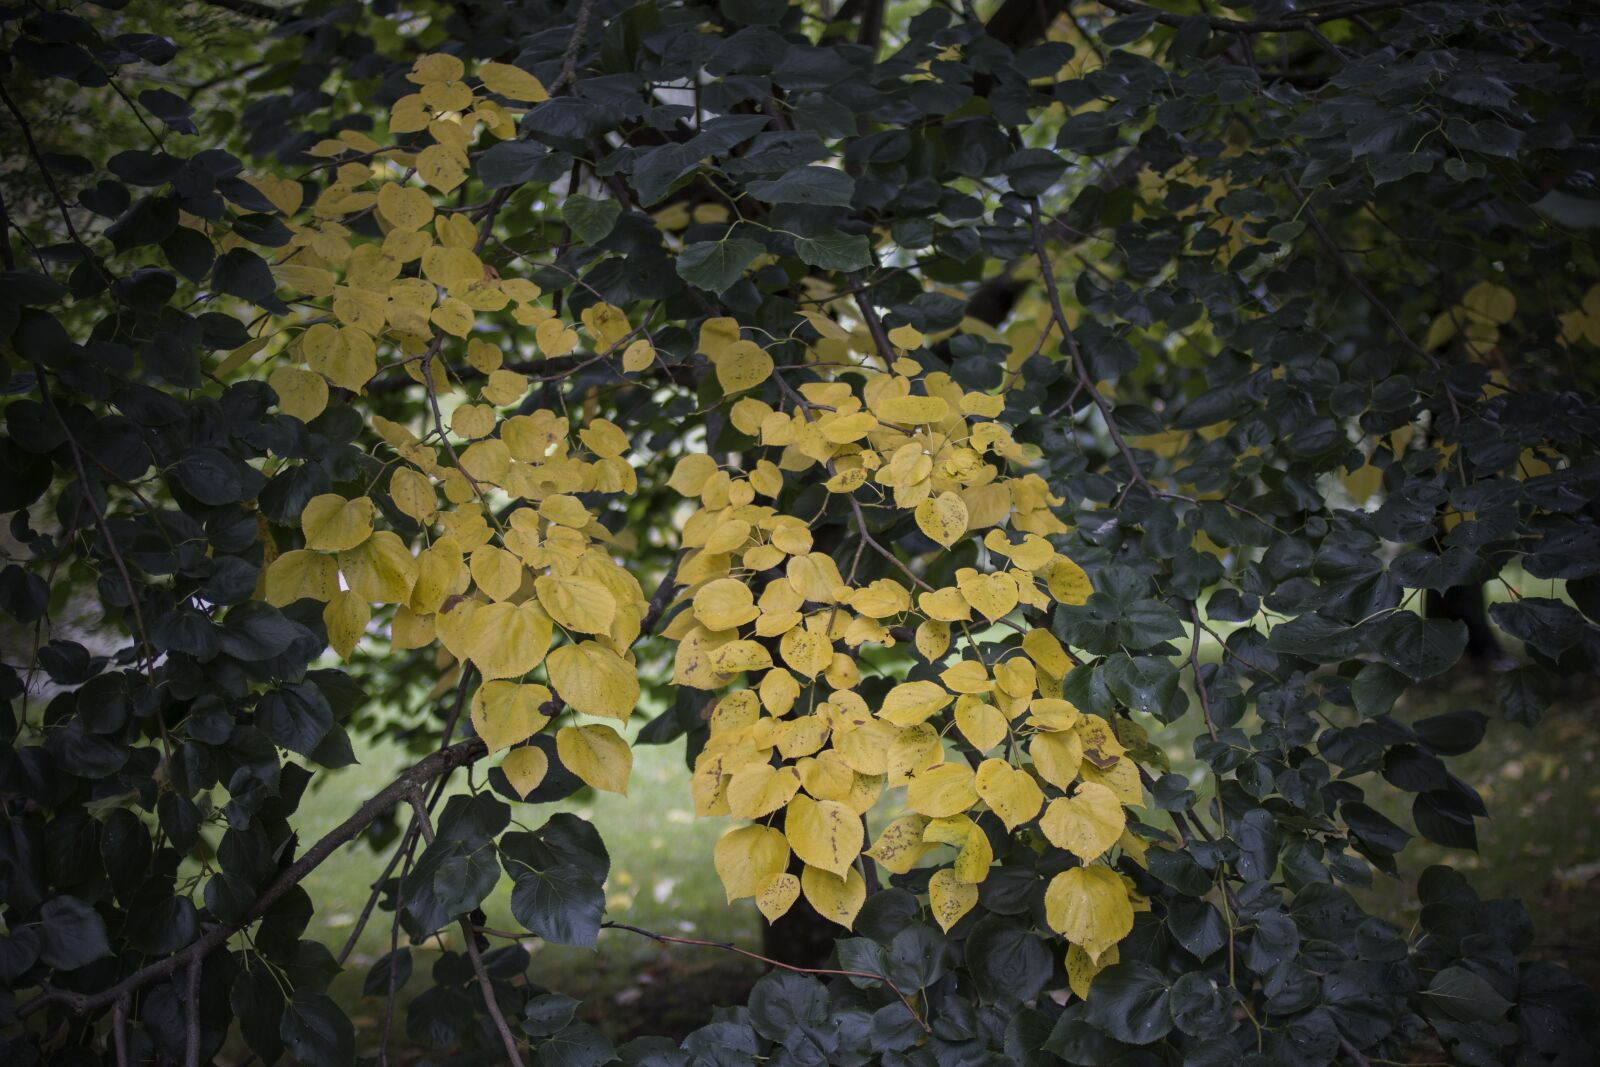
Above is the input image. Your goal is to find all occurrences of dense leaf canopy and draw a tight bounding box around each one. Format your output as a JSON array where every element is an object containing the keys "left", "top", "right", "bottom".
[{"left": 1, "top": 0, "right": 1598, "bottom": 1065}]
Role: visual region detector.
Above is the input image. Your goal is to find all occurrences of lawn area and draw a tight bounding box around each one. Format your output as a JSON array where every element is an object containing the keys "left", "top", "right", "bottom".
[{"left": 276, "top": 637, "right": 1600, "bottom": 1058}]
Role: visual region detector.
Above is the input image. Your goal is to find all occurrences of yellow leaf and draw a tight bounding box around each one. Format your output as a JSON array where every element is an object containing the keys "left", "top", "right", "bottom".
[
  {"left": 302, "top": 494, "right": 376, "bottom": 552},
  {"left": 501, "top": 746, "right": 549, "bottom": 799},
  {"left": 430, "top": 298, "right": 474, "bottom": 337},
  {"left": 940, "top": 659, "right": 991, "bottom": 695},
  {"left": 1022, "top": 628, "right": 1072, "bottom": 679},
  {"left": 887, "top": 324, "right": 924, "bottom": 349},
  {"left": 409, "top": 53, "right": 465, "bottom": 85},
  {"left": 264, "top": 550, "right": 340, "bottom": 606},
  {"left": 416, "top": 144, "right": 466, "bottom": 193},
  {"left": 957, "top": 571, "right": 1018, "bottom": 623},
  {"left": 533, "top": 574, "right": 618, "bottom": 635},
  {"left": 714, "top": 825, "right": 791, "bottom": 902},
  {"left": 727, "top": 763, "right": 801, "bottom": 819},
  {"left": 268, "top": 365, "right": 328, "bottom": 423},
  {"left": 924, "top": 814, "right": 992, "bottom": 883},
  {"left": 877, "top": 394, "right": 949, "bottom": 424},
  {"left": 388, "top": 469, "right": 437, "bottom": 528},
  {"left": 466, "top": 599, "right": 553, "bottom": 679},
  {"left": 974, "top": 759, "right": 1043, "bottom": 832},
  {"left": 621, "top": 339, "right": 654, "bottom": 372},
  {"left": 785, "top": 794, "right": 863, "bottom": 878},
  {"left": 879, "top": 680, "right": 953, "bottom": 726},
  {"left": 1044, "top": 865, "right": 1134, "bottom": 958},
  {"left": 1067, "top": 941, "right": 1118, "bottom": 999},
  {"left": 338, "top": 531, "right": 417, "bottom": 604},
  {"left": 914, "top": 491, "right": 968, "bottom": 549},
  {"left": 779, "top": 626, "right": 832, "bottom": 678},
  {"left": 915, "top": 620, "right": 950, "bottom": 661},
  {"left": 471, "top": 680, "right": 552, "bottom": 752},
  {"left": 928, "top": 868, "right": 978, "bottom": 932},
  {"left": 918, "top": 586, "right": 971, "bottom": 622},
  {"left": 866, "top": 813, "right": 933, "bottom": 873},
  {"left": 1045, "top": 556, "right": 1092, "bottom": 605},
  {"left": 470, "top": 545, "right": 524, "bottom": 601},
  {"left": 1461, "top": 280, "right": 1516, "bottom": 325},
  {"left": 955, "top": 698, "right": 1008, "bottom": 752},
  {"left": 246, "top": 174, "right": 303, "bottom": 216},
  {"left": 478, "top": 61, "right": 548, "bottom": 102},
  {"left": 693, "top": 578, "right": 758, "bottom": 630},
  {"left": 322, "top": 590, "right": 370, "bottom": 660},
  {"left": 711, "top": 340, "right": 773, "bottom": 394},
  {"left": 536, "top": 317, "right": 578, "bottom": 357},
  {"left": 411, "top": 538, "right": 466, "bottom": 615},
  {"left": 1030, "top": 729, "right": 1084, "bottom": 789},
  {"left": 545, "top": 640, "right": 638, "bottom": 721},
  {"left": 885, "top": 724, "right": 943, "bottom": 785},
  {"left": 905, "top": 762, "right": 978, "bottom": 818},
  {"left": 800, "top": 865, "right": 865, "bottom": 929},
  {"left": 1040, "top": 782, "right": 1126, "bottom": 861},
  {"left": 755, "top": 872, "right": 800, "bottom": 922},
  {"left": 709, "top": 639, "right": 774, "bottom": 674},
  {"left": 377, "top": 183, "right": 433, "bottom": 231},
  {"left": 556, "top": 723, "right": 632, "bottom": 795}
]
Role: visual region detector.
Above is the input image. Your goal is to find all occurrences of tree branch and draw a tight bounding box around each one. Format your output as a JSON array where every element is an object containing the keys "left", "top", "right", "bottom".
[{"left": 19, "top": 738, "right": 487, "bottom": 1020}]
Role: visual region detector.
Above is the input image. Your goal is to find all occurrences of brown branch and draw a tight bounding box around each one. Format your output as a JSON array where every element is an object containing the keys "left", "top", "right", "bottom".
[
  {"left": 112, "top": 995, "right": 130, "bottom": 1067},
  {"left": 552, "top": 0, "right": 596, "bottom": 94},
  {"left": 601, "top": 921, "right": 931, "bottom": 1033},
  {"left": 406, "top": 793, "right": 529, "bottom": 1067},
  {"left": 19, "top": 738, "right": 487, "bottom": 1020}
]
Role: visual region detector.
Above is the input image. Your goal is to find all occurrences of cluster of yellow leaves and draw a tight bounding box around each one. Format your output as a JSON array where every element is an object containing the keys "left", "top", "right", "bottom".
[
  {"left": 252, "top": 56, "right": 657, "bottom": 799},
  {"left": 246, "top": 53, "right": 651, "bottom": 425},
  {"left": 672, "top": 329, "right": 1147, "bottom": 984},
  {"left": 263, "top": 399, "right": 648, "bottom": 795}
]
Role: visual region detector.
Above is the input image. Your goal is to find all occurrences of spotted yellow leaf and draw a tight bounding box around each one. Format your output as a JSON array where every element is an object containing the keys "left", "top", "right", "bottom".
[
  {"left": 914, "top": 491, "right": 968, "bottom": 549},
  {"left": 928, "top": 867, "right": 978, "bottom": 932},
  {"left": 755, "top": 872, "right": 800, "bottom": 922},
  {"left": 801, "top": 864, "right": 865, "bottom": 929},
  {"left": 785, "top": 794, "right": 863, "bottom": 878}
]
